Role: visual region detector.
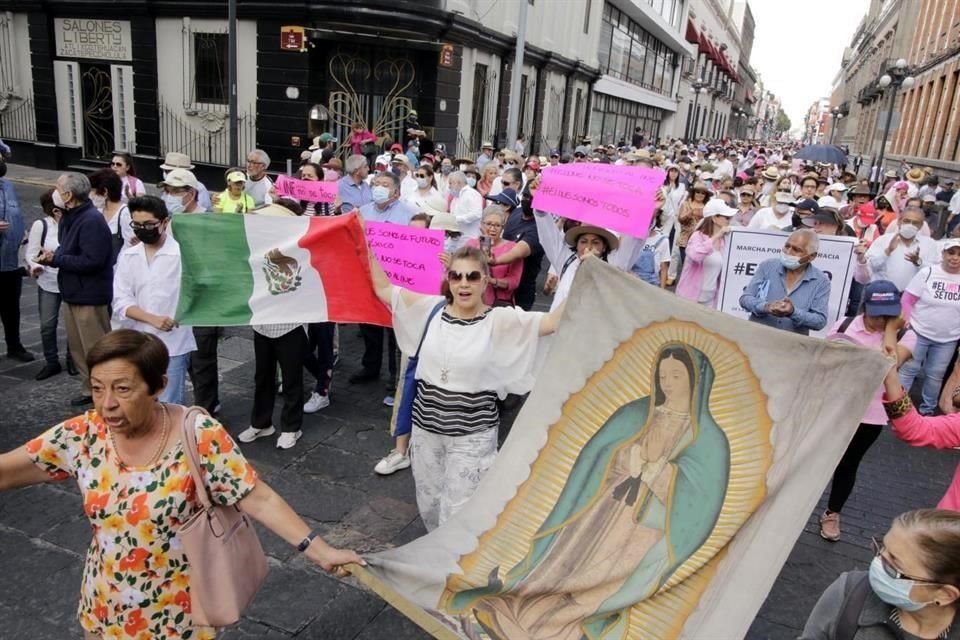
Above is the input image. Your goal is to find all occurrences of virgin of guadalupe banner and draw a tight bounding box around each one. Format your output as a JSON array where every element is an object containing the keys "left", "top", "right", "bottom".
[{"left": 352, "top": 259, "right": 889, "bottom": 639}]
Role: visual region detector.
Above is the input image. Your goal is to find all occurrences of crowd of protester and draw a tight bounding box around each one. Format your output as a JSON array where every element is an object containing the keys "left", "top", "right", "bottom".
[{"left": 2, "top": 128, "right": 960, "bottom": 637}]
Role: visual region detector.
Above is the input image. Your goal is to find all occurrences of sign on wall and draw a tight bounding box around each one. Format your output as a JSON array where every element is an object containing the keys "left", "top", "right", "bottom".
[{"left": 54, "top": 18, "right": 132, "bottom": 62}]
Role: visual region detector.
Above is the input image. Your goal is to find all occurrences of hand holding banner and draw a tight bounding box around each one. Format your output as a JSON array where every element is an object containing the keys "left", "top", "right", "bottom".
[
  {"left": 534, "top": 164, "right": 665, "bottom": 237},
  {"left": 275, "top": 174, "right": 338, "bottom": 203},
  {"left": 365, "top": 221, "right": 445, "bottom": 295}
]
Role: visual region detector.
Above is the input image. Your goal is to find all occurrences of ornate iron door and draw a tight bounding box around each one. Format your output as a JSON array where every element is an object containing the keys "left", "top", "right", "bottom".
[{"left": 80, "top": 64, "right": 115, "bottom": 159}]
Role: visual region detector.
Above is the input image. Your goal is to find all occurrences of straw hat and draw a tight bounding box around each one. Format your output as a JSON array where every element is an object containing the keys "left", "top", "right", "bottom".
[
  {"left": 429, "top": 212, "right": 459, "bottom": 232},
  {"left": 564, "top": 224, "right": 619, "bottom": 252},
  {"left": 761, "top": 166, "right": 780, "bottom": 181},
  {"left": 906, "top": 168, "right": 925, "bottom": 182}
]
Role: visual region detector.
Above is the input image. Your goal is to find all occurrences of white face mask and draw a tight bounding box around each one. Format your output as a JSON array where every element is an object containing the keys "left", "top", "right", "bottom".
[
  {"left": 899, "top": 224, "right": 919, "bottom": 239},
  {"left": 467, "top": 177, "right": 477, "bottom": 188},
  {"left": 372, "top": 185, "right": 391, "bottom": 204},
  {"left": 774, "top": 204, "right": 789, "bottom": 214},
  {"left": 162, "top": 193, "right": 186, "bottom": 214},
  {"left": 91, "top": 194, "right": 106, "bottom": 211},
  {"left": 416, "top": 177, "right": 430, "bottom": 189},
  {"left": 53, "top": 190, "right": 67, "bottom": 210}
]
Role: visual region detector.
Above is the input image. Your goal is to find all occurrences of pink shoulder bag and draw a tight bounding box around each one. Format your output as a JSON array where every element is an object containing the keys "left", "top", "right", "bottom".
[{"left": 176, "top": 407, "right": 268, "bottom": 627}]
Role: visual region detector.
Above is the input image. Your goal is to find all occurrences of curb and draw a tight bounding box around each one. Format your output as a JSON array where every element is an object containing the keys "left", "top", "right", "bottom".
[{"left": 8, "top": 177, "right": 57, "bottom": 189}]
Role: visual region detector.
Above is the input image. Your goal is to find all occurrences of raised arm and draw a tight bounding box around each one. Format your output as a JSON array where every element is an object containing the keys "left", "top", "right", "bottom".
[
  {"left": 533, "top": 210, "right": 571, "bottom": 272},
  {"left": 883, "top": 366, "right": 960, "bottom": 449}
]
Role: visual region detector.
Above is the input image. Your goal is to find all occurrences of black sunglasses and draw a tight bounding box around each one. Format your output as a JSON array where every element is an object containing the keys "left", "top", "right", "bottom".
[
  {"left": 415, "top": 173, "right": 429, "bottom": 179},
  {"left": 447, "top": 270, "right": 483, "bottom": 283}
]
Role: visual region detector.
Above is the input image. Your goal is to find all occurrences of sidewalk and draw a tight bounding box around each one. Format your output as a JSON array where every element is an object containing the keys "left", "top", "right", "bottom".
[{"left": 5, "top": 162, "right": 62, "bottom": 189}]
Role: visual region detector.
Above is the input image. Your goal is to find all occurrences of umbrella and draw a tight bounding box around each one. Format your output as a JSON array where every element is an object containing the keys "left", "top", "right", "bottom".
[{"left": 794, "top": 144, "right": 848, "bottom": 166}]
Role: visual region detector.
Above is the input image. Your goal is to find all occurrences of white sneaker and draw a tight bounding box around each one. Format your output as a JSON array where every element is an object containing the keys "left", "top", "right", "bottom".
[
  {"left": 276, "top": 431, "right": 303, "bottom": 450},
  {"left": 374, "top": 450, "right": 411, "bottom": 475},
  {"left": 238, "top": 425, "right": 275, "bottom": 443},
  {"left": 383, "top": 395, "right": 395, "bottom": 407},
  {"left": 303, "top": 392, "right": 330, "bottom": 413}
]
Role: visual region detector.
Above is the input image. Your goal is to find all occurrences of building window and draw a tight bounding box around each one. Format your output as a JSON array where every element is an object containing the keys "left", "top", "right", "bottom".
[
  {"left": 470, "top": 64, "right": 488, "bottom": 150},
  {"left": 584, "top": 0, "right": 592, "bottom": 34},
  {"left": 519, "top": 74, "right": 529, "bottom": 136},
  {"left": 591, "top": 93, "right": 664, "bottom": 145},
  {"left": 596, "top": 2, "right": 676, "bottom": 97},
  {"left": 194, "top": 33, "right": 228, "bottom": 105}
]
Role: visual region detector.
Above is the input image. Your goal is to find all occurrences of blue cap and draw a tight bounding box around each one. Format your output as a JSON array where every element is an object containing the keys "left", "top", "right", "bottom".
[
  {"left": 485, "top": 188, "right": 520, "bottom": 209},
  {"left": 863, "top": 280, "right": 901, "bottom": 317}
]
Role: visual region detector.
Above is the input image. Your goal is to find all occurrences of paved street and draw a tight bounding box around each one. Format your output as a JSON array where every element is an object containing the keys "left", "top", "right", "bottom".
[{"left": 0, "top": 166, "right": 958, "bottom": 639}]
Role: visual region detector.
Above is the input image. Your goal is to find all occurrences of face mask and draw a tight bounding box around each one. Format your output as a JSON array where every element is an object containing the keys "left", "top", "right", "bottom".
[
  {"left": 416, "top": 177, "right": 430, "bottom": 189},
  {"left": 440, "top": 165, "right": 453, "bottom": 175},
  {"left": 774, "top": 204, "right": 789, "bottom": 214},
  {"left": 868, "top": 556, "right": 932, "bottom": 612},
  {"left": 444, "top": 236, "right": 464, "bottom": 254},
  {"left": 467, "top": 177, "right": 477, "bottom": 188},
  {"left": 134, "top": 225, "right": 163, "bottom": 245},
  {"left": 899, "top": 224, "right": 919, "bottom": 239},
  {"left": 780, "top": 254, "right": 803, "bottom": 270},
  {"left": 390, "top": 166, "right": 402, "bottom": 177},
  {"left": 449, "top": 187, "right": 460, "bottom": 197},
  {"left": 372, "top": 185, "right": 392, "bottom": 204},
  {"left": 162, "top": 193, "right": 186, "bottom": 215},
  {"left": 91, "top": 194, "right": 106, "bottom": 211},
  {"left": 52, "top": 190, "right": 67, "bottom": 210}
]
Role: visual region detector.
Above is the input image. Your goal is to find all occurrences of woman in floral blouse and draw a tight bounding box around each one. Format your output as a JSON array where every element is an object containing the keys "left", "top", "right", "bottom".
[{"left": 0, "top": 329, "right": 362, "bottom": 639}]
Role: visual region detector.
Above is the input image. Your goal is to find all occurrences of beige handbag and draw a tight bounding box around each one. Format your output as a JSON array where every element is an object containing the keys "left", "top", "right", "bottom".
[{"left": 176, "top": 407, "right": 268, "bottom": 627}]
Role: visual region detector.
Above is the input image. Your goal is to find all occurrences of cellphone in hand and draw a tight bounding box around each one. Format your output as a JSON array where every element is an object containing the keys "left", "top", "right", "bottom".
[{"left": 479, "top": 236, "right": 492, "bottom": 253}]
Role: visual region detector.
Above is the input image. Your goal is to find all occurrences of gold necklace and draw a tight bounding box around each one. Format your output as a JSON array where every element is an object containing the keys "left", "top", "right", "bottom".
[{"left": 109, "top": 403, "right": 170, "bottom": 469}]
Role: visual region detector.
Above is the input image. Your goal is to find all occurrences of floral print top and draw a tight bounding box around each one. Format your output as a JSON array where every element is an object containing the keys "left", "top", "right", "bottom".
[{"left": 26, "top": 410, "right": 257, "bottom": 639}]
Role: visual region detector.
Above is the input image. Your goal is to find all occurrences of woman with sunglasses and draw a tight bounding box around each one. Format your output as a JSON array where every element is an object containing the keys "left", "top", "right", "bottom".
[
  {"left": 731, "top": 187, "right": 758, "bottom": 227},
  {"left": 405, "top": 164, "right": 439, "bottom": 210},
  {"left": 367, "top": 244, "right": 562, "bottom": 531},
  {"left": 110, "top": 152, "right": 146, "bottom": 204},
  {"left": 801, "top": 509, "right": 960, "bottom": 640}
]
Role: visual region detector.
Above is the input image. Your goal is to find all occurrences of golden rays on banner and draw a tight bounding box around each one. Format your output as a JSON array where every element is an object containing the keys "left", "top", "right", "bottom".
[{"left": 351, "top": 259, "right": 890, "bottom": 640}]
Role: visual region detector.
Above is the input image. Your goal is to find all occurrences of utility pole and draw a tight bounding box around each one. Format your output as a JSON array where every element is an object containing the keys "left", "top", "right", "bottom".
[
  {"left": 505, "top": 0, "right": 528, "bottom": 150},
  {"left": 228, "top": 0, "right": 239, "bottom": 167}
]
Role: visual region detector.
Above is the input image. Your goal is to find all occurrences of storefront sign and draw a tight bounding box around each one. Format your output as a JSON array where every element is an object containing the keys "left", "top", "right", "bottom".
[
  {"left": 54, "top": 18, "right": 131, "bottom": 61},
  {"left": 716, "top": 228, "right": 855, "bottom": 338},
  {"left": 439, "top": 43, "right": 455, "bottom": 68},
  {"left": 281, "top": 26, "right": 306, "bottom": 52}
]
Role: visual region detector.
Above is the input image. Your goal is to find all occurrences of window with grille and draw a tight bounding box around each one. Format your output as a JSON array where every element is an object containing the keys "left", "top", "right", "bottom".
[{"left": 194, "top": 33, "right": 228, "bottom": 105}]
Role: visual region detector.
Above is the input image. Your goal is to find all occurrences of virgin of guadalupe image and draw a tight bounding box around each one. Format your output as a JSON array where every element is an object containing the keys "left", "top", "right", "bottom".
[{"left": 446, "top": 344, "right": 731, "bottom": 640}]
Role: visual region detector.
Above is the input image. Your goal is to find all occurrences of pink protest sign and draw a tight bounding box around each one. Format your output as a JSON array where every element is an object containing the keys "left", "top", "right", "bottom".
[
  {"left": 365, "top": 221, "right": 445, "bottom": 295},
  {"left": 275, "top": 174, "right": 338, "bottom": 203},
  {"left": 534, "top": 164, "right": 665, "bottom": 237}
]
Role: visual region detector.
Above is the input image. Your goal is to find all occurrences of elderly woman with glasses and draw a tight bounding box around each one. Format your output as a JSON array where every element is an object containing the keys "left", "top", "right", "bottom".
[
  {"left": 801, "top": 509, "right": 960, "bottom": 640},
  {"left": 367, "top": 244, "right": 563, "bottom": 531},
  {"left": 466, "top": 205, "right": 523, "bottom": 306}
]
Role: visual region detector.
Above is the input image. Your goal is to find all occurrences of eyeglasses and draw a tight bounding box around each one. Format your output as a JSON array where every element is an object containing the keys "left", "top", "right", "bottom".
[
  {"left": 871, "top": 537, "right": 940, "bottom": 584},
  {"left": 447, "top": 270, "right": 483, "bottom": 283},
  {"left": 110, "top": 161, "right": 124, "bottom": 167},
  {"left": 130, "top": 220, "right": 163, "bottom": 230},
  {"left": 246, "top": 160, "right": 265, "bottom": 166},
  {"left": 482, "top": 221, "right": 503, "bottom": 228},
  {"left": 415, "top": 173, "right": 428, "bottom": 179},
  {"left": 444, "top": 231, "right": 462, "bottom": 239}
]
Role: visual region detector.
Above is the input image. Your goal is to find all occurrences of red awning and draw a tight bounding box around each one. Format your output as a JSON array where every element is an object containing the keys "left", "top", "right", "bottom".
[
  {"left": 698, "top": 31, "right": 711, "bottom": 56},
  {"left": 686, "top": 19, "right": 699, "bottom": 45}
]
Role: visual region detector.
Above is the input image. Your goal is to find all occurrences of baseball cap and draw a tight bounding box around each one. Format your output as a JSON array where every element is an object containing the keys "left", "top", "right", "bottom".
[
  {"left": 922, "top": 194, "right": 936, "bottom": 203},
  {"left": 827, "top": 182, "right": 848, "bottom": 192},
  {"left": 775, "top": 192, "right": 796, "bottom": 204},
  {"left": 226, "top": 171, "right": 246, "bottom": 184},
  {"left": 485, "top": 188, "right": 520, "bottom": 209},
  {"left": 942, "top": 238, "right": 960, "bottom": 251},
  {"left": 389, "top": 143, "right": 403, "bottom": 152},
  {"left": 862, "top": 280, "right": 902, "bottom": 317},
  {"left": 795, "top": 198, "right": 820, "bottom": 213},
  {"left": 160, "top": 168, "right": 199, "bottom": 190},
  {"left": 804, "top": 211, "right": 838, "bottom": 227},
  {"left": 702, "top": 199, "right": 737, "bottom": 218}
]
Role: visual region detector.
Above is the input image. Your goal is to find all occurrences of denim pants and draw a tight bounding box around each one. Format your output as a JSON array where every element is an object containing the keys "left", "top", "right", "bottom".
[
  {"left": 159, "top": 353, "right": 191, "bottom": 405},
  {"left": 899, "top": 333, "right": 959, "bottom": 414},
  {"left": 37, "top": 288, "right": 62, "bottom": 365}
]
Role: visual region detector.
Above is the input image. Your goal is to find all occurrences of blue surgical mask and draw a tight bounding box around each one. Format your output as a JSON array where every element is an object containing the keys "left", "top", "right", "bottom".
[
  {"left": 444, "top": 235, "right": 464, "bottom": 254},
  {"left": 467, "top": 177, "right": 477, "bottom": 188},
  {"left": 868, "top": 556, "right": 932, "bottom": 612},
  {"left": 780, "top": 254, "right": 802, "bottom": 270},
  {"left": 162, "top": 193, "right": 186, "bottom": 214},
  {"left": 372, "top": 186, "right": 391, "bottom": 204}
]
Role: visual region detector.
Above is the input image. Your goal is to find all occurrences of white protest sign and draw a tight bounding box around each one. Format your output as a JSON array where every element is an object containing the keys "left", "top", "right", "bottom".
[{"left": 716, "top": 228, "right": 856, "bottom": 338}]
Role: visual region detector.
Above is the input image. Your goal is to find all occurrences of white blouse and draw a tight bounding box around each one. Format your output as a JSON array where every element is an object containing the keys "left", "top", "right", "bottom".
[{"left": 391, "top": 288, "right": 544, "bottom": 398}]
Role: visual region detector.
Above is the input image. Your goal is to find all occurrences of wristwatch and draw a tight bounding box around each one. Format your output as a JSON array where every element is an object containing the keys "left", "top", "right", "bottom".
[{"left": 297, "top": 531, "right": 319, "bottom": 552}]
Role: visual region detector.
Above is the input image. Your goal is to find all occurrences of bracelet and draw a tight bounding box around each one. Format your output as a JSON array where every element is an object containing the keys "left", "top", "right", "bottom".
[
  {"left": 297, "top": 531, "right": 319, "bottom": 552},
  {"left": 883, "top": 393, "right": 913, "bottom": 420}
]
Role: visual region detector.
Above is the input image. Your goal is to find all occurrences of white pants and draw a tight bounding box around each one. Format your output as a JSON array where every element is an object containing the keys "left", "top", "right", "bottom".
[{"left": 410, "top": 426, "right": 498, "bottom": 531}]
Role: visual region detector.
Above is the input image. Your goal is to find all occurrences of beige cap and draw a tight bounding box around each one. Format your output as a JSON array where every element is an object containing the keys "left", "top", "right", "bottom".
[{"left": 160, "top": 168, "right": 199, "bottom": 190}]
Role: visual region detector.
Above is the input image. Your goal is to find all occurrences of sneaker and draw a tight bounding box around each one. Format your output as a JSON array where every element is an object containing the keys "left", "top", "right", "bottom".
[
  {"left": 276, "top": 431, "right": 303, "bottom": 450},
  {"left": 383, "top": 395, "right": 395, "bottom": 407},
  {"left": 374, "top": 450, "right": 411, "bottom": 475},
  {"left": 819, "top": 511, "right": 841, "bottom": 541},
  {"left": 237, "top": 425, "right": 276, "bottom": 443},
  {"left": 304, "top": 392, "right": 330, "bottom": 413}
]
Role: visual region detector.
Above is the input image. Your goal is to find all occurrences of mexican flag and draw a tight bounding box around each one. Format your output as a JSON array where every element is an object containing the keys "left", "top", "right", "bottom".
[{"left": 173, "top": 213, "right": 391, "bottom": 327}]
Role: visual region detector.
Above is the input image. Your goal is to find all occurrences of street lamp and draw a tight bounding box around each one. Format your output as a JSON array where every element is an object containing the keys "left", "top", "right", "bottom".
[
  {"left": 873, "top": 58, "right": 915, "bottom": 191},
  {"left": 686, "top": 78, "right": 708, "bottom": 142},
  {"left": 829, "top": 107, "right": 843, "bottom": 145}
]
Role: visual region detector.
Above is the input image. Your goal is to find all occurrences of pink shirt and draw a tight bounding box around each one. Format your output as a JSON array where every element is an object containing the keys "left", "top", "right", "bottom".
[
  {"left": 884, "top": 396, "right": 960, "bottom": 511},
  {"left": 676, "top": 231, "right": 723, "bottom": 307},
  {"left": 827, "top": 315, "right": 917, "bottom": 425},
  {"left": 466, "top": 238, "right": 523, "bottom": 305}
]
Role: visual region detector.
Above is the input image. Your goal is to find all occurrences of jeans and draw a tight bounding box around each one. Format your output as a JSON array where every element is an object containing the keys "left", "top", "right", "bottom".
[
  {"left": 0, "top": 269, "right": 24, "bottom": 353},
  {"left": 899, "top": 333, "right": 959, "bottom": 414},
  {"left": 160, "top": 353, "right": 191, "bottom": 405},
  {"left": 37, "top": 288, "right": 62, "bottom": 365}
]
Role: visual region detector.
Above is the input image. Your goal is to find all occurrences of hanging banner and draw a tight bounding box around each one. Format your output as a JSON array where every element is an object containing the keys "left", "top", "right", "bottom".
[
  {"left": 535, "top": 164, "right": 665, "bottom": 238},
  {"left": 716, "top": 227, "right": 856, "bottom": 338}
]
